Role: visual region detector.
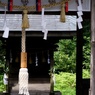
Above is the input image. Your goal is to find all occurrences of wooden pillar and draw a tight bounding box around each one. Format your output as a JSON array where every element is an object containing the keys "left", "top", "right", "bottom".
[
  {"left": 90, "top": 0, "right": 95, "bottom": 95},
  {"left": 50, "top": 50, "right": 54, "bottom": 95},
  {"left": 4, "top": 39, "right": 10, "bottom": 93},
  {"left": 76, "top": 29, "right": 83, "bottom": 95}
]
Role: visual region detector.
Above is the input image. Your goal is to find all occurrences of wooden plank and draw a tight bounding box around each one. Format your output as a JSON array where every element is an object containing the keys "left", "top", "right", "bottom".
[
  {"left": 90, "top": 0, "right": 95, "bottom": 95},
  {"left": 76, "top": 29, "right": 83, "bottom": 95},
  {"left": 0, "top": 14, "right": 76, "bottom": 31}
]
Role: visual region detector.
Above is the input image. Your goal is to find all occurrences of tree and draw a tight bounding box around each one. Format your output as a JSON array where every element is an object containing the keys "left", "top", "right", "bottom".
[
  {"left": 54, "top": 20, "right": 90, "bottom": 73},
  {"left": 82, "top": 20, "right": 90, "bottom": 70},
  {"left": 54, "top": 38, "right": 76, "bottom": 73}
]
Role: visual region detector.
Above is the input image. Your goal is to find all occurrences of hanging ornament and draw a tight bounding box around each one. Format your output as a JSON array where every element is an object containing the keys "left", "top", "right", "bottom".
[
  {"left": 76, "top": 0, "right": 83, "bottom": 29},
  {"left": 42, "top": 51, "right": 46, "bottom": 63},
  {"left": 2, "top": 6, "right": 9, "bottom": 38},
  {"left": 41, "top": 8, "right": 48, "bottom": 40},
  {"left": 35, "top": 53, "right": 38, "bottom": 66},
  {"left": 36, "top": 0, "right": 41, "bottom": 12},
  {"left": 65, "top": 2, "right": 68, "bottom": 12},
  {"left": 29, "top": 54, "right": 32, "bottom": 64},
  {"left": 60, "top": 1, "right": 65, "bottom": 22},
  {"left": 47, "top": 51, "right": 50, "bottom": 64},
  {"left": 8, "top": 0, "right": 13, "bottom": 11}
]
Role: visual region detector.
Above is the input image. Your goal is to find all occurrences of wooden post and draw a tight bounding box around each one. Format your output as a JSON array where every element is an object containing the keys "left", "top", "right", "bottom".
[
  {"left": 76, "top": 29, "right": 83, "bottom": 95},
  {"left": 50, "top": 50, "right": 54, "bottom": 95},
  {"left": 90, "top": 0, "right": 95, "bottom": 95},
  {"left": 5, "top": 39, "right": 10, "bottom": 94}
]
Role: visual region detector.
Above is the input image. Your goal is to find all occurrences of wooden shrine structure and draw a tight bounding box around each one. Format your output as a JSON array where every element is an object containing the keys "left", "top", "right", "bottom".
[{"left": 0, "top": 0, "right": 91, "bottom": 95}]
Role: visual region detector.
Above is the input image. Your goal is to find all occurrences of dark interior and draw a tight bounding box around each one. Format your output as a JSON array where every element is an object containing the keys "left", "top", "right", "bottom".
[{"left": 8, "top": 37, "right": 59, "bottom": 78}]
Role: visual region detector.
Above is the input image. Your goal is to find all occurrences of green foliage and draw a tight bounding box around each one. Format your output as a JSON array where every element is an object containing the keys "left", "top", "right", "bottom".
[
  {"left": 54, "top": 20, "right": 90, "bottom": 73},
  {"left": 83, "top": 69, "right": 90, "bottom": 78},
  {"left": 54, "top": 38, "right": 76, "bottom": 73},
  {"left": 82, "top": 20, "right": 90, "bottom": 70},
  {"left": 54, "top": 72, "right": 76, "bottom": 95},
  {"left": 0, "top": 75, "right": 5, "bottom": 92}
]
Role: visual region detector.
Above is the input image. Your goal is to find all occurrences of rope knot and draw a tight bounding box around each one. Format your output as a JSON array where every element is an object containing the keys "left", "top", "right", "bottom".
[
  {"left": 22, "top": 9, "right": 29, "bottom": 29},
  {"left": 23, "top": 10, "right": 28, "bottom": 14},
  {"left": 60, "top": 2, "right": 66, "bottom": 22}
]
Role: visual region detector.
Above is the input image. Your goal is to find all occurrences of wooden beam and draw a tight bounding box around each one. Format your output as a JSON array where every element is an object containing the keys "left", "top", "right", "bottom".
[
  {"left": 76, "top": 29, "right": 83, "bottom": 95},
  {"left": 90, "top": 0, "right": 95, "bottom": 95},
  {"left": 0, "top": 31, "right": 76, "bottom": 38},
  {"left": 0, "top": 11, "right": 91, "bottom": 19}
]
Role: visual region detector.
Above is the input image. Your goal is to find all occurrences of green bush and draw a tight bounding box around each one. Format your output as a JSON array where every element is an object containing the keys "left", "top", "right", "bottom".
[
  {"left": 54, "top": 38, "right": 76, "bottom": 73},
  {"left": 83, "top": 69, "right": 90, "bottom": 79},
  {"left": 0, "top": 75, "right": 5, "bottom": 92},
  {"left": 54, "top": 72, "right": 76, "bottom": 95}
]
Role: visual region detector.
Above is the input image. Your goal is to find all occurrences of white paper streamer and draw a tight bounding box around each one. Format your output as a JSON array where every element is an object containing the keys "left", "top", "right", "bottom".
[
  {"left": 2, "top": 6, "right": 9, "bottom": 38},
  {"left": 77, "top": 16, "right": 83, "bottom": 22},
  {"left": 2, "top": 27, "right": 9, "bottom": 38},
  {"left": 41, "top": 8, "right": 48, "bottom": 40},
  {"left": 3, "top": 73, "right": 8, "bottom": 85},
  {"left": 77, "top": 11, "right": 83, "bottom": 16},
  {"left": 35, "top": 53, "right": 38, "bottom": 66},
  {"left": 77, "top": 5, "right": 82, "bottom": 11},
  {"left": 78, "top": 0, "right": 82, "bottom": 7},
  {"left": 41, "top": 8, "right": 45, "bottom": 28},
  {"left": 78, "top": 22, "right": 83, "bottom": 29},
  {"left": 43, "top": 29, "right": 48, "bottom": 40},
  {"left": 77, "top": 0, "right": 83, "bottom": 29}
]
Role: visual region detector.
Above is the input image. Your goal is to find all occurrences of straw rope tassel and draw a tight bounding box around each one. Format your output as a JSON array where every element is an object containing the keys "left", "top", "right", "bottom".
[
  {"left": 60, "top": 2, "right": 66, "bottom": 22},
  {"left": 19, "top": 10, "right": 30, "bottom": 95},
  {"left": 22, "top": 10, "right": 29, "bottom": 29}
]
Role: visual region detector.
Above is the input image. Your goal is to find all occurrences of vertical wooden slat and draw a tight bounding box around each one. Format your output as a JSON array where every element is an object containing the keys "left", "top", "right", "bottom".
[
  {"left": 90, "top": 0, "right": 95, "bottom": 95},
  {"left": 8, "top": 0, "right": 13, "bottom": 11},
  {"left": 76, "top": 29, "right": 83, "bottom": 95},
  {"left": 50, "top": 50, "right": 54, "bottom": 94},
  {"left": 65, "top": 2, "right": 68, "bottom": 12},
  {"left": 36, "top": 0, "right": 41, "bottom": 12}
]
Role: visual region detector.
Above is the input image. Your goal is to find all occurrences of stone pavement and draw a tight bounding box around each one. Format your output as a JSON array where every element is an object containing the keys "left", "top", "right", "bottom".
[
  {"left": 10, "top": 78, "right": 50, "bottom": 95},
  {"left": 9, "top": 78, "right": 61, "bottom": 95}
]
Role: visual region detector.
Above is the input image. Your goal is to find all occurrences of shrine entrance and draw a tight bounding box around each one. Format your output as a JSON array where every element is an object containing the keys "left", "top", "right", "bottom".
[
  {"left": 0, "top": 0, "right": 91, "bottom": 95},
  {"left": 8, "top": 37, "right": 58, "bottom": 79}
]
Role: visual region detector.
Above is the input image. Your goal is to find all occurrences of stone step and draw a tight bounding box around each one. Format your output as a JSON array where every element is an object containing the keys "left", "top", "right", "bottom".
[
  {"left": 11, "top": 92, "right": 49, "bottom": 95},
  {"left": 8, "top": 78, "right": 61, "bottom": 95},
  {"left": 10, "top": 91, "right": 61, "bottom": 95}
]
